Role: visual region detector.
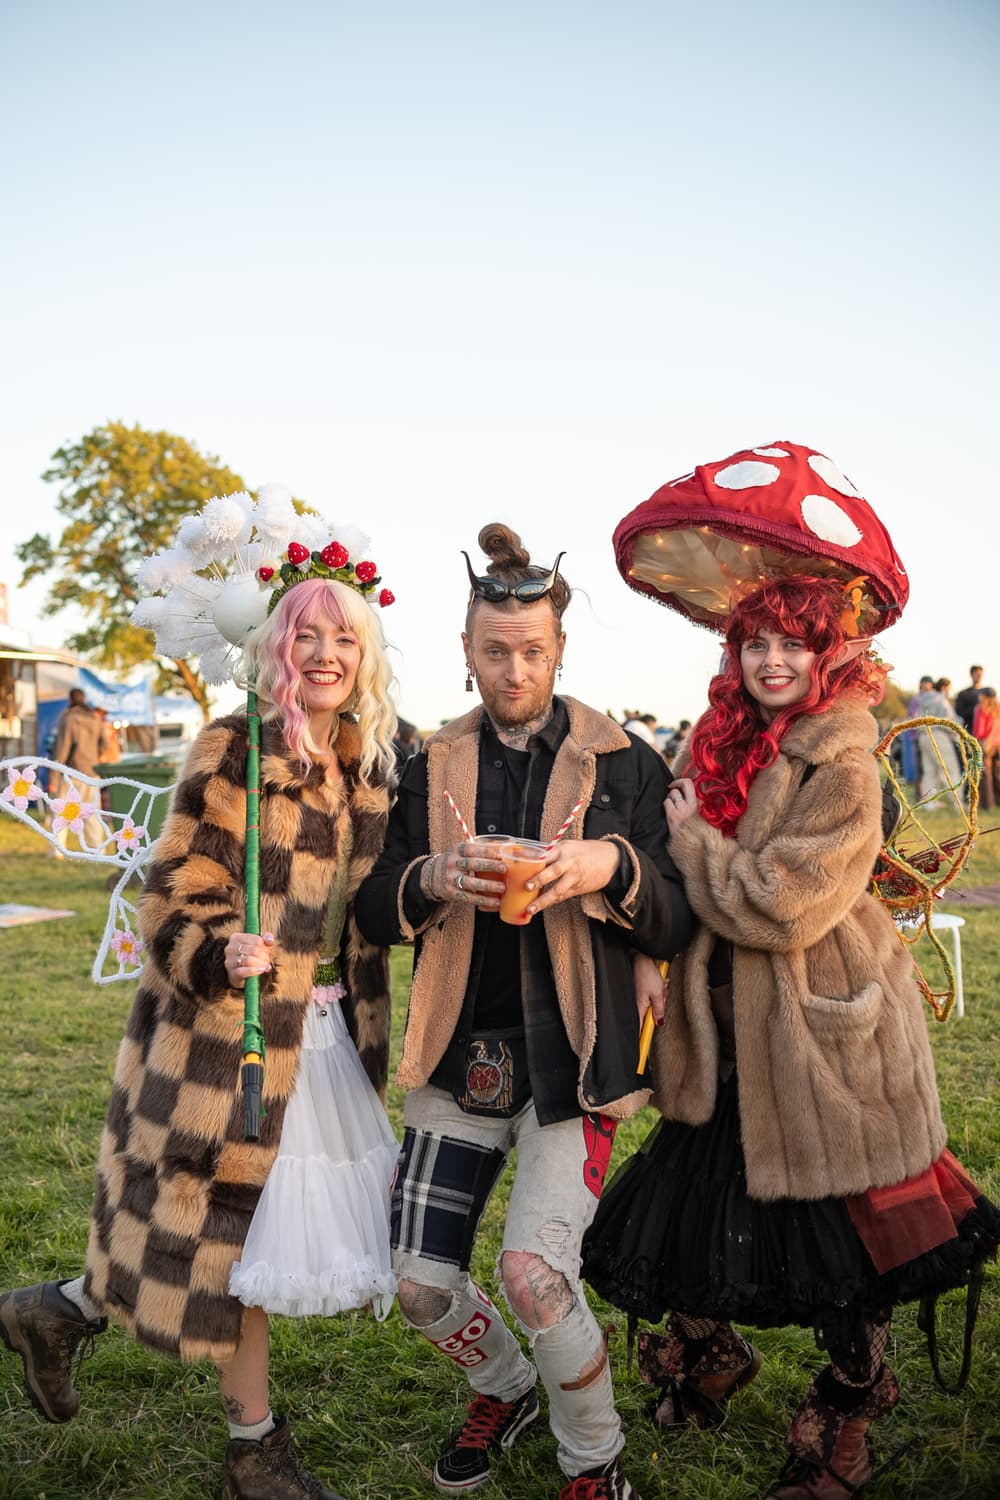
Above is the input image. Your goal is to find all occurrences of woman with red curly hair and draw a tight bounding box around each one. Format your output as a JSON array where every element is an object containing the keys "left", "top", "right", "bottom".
[{"left": 584, "top": 575, "right": 999, "bottom": 1499}]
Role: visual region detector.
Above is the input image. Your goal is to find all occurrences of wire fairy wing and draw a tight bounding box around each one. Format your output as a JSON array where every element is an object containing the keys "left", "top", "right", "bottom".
[
  {"left": 0, "top": 756, "right": 177, "bottom": 985},
  {"left": 871, "top": 719, "right": 986, "bottom": 1021}
]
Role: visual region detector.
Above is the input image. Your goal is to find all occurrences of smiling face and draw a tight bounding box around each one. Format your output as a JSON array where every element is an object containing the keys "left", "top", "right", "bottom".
[
  {"left": 290, "top": 617, "right": 362, "bottom": 725},
  {"left": 740, "top": 626, "right": 817, "bottom": 723},
  {"left": 463, "top": 600, "right": 565, "bottom": 728}
]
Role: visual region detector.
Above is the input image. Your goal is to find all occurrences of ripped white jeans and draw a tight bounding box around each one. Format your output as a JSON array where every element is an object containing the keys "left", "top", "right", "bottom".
[{"left": 391, "top": 1085, "right": 623, "bottom": 1477}]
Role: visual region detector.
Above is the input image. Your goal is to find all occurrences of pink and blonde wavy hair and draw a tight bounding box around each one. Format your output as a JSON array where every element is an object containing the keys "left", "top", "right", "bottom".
[
  {"left": 237, "top": 578, "right": 397, "bottom": 787},
  {"left": 687, "top": 576, "right": 886, "bottom": 836}
]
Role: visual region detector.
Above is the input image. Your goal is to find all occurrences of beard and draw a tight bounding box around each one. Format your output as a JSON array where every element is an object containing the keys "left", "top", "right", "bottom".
[{"left": 478, "top": 675, "right": 556, "bottom": 731}]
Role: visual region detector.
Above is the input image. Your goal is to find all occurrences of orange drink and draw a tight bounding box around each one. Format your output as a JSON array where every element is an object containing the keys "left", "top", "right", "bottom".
[{"left": 497, "top": 839, "right": 549, "bottom": 925}]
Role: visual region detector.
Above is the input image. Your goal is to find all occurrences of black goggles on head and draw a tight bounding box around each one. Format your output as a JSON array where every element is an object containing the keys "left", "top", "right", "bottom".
[{"left": 462, "top": 550, "right": 566, "bottom": 604}]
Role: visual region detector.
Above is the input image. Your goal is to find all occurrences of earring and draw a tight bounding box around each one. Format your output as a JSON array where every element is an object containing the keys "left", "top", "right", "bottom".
[
  {"left": 465, "top": 665, "right": 474, "bottom": 692},
  {"left": 557, "top": 662, "right": 563, "bottom": 679}
]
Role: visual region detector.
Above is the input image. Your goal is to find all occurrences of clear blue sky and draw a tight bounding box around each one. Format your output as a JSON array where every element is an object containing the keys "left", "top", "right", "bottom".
[{"left": 2, "top": 0, "right": 997, "bottom": 728}]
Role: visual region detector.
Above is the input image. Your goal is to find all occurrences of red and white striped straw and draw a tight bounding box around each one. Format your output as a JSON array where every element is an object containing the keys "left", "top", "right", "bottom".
[
  {"left": 444, "top": 789, "right": 473, "bottom": 842},
  {"left": 546, "top": 795, "right": 585, "bottom": 849}
]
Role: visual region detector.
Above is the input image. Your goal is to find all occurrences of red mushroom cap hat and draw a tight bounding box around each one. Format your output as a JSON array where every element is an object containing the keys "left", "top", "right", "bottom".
[{"left": 613, "top": 440, "right": 909, "bottom": 635}]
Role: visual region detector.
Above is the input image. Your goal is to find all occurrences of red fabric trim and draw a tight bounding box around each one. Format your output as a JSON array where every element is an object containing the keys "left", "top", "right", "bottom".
[{"left": 845, "top": 1150, "right": 980, "bottom": 1275}]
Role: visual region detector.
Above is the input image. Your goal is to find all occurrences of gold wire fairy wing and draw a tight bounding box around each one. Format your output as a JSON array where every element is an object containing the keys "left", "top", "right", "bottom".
[
  {"left": 0, "top": 756, "right": 177, "bottom": 984},
  {"left": 871, "top": 719, "right": 984, "bottom": 1021}
]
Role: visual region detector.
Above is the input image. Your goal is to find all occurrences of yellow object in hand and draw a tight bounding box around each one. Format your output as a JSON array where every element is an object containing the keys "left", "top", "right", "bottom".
[
  {"left": 637, "top": 961, "right": 669, "bottom": 1074},
  {"left": 637, "top": 1007, "right": 656, "bottom": 1073}
]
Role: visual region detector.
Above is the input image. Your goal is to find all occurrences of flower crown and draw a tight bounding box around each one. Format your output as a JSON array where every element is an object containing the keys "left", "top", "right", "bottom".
[{"left": 131, "top": 483, "right": 395, "bottom": 686}]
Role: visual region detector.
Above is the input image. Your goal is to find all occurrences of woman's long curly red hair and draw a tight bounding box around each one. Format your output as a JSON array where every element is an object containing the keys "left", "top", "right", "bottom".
[{"left": 687, "top": 576, "right": 886, "bottom": 837}]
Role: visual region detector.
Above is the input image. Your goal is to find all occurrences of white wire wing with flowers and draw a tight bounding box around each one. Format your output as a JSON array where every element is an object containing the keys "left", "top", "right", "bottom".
[
  {"left": 0, "top": 757, "right": 178, "bottom": 984},
  {"left": 871, "top": 717, "right": 985, "bottom": 1022}
]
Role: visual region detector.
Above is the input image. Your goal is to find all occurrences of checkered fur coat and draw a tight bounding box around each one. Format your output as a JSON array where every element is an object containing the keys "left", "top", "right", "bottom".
[{"left": 84, "top": 713, "right": 392, "bottom": 1362}]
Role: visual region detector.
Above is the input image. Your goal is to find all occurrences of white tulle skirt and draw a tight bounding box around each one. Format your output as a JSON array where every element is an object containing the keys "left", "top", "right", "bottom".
[{"left": 229, "top": 988, "right": 399, "bottom": 1320}]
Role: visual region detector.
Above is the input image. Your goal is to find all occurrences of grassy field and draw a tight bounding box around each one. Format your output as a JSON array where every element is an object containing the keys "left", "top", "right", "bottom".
[{"left": 1, "top": 809, "right": 998, "bottom": 1498}]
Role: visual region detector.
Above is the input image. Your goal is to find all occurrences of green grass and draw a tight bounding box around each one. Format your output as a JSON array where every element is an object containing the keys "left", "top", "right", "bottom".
[{"left": 1, "top": 811, "right": 998, "bottom": 1497}]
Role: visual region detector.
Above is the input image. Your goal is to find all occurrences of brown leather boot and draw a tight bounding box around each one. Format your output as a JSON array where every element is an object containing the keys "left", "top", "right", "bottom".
[
  {"left": 222, "top": 1417, "right": 345, "bottom": 1499},
  {"left": 765, "top": 1365, "right": 901, "bottom": 1498},
  {"left": 0, "top": 1280, "right": 106, "bottom": 1423},
  {"left": 637, "top": 1316, "right": 761, "bottom": 1430}
]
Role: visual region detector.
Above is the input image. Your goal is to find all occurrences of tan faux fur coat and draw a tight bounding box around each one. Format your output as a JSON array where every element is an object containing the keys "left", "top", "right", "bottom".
[
  {"left": 84, "top": 714, "right": 391, "bottom": 1362},
  {"left": 651, "top": 698, "right": 947, "bottom": 1202},
  {"left": 355, "top": 696, "right": 692, "bottom": 1119}
]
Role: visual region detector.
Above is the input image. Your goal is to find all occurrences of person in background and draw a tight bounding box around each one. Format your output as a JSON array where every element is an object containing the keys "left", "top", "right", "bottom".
[
  {"left": 972, "top": 685, "right": 1000, "bottom": 810},
  {"left": 662, "top": 720, "right": 691, "bottom": 766},
  {"left": 91, "top": 707, "right": 122, "bottom": 811},
  {"left": 912, "top": 676, "right": 962, "bottom": 805},
  {"left": 92, "top": 707, "right": 122, "bottom": 763},
  {"left": 50, "top": 689, "right": 112, "bottom": 853},
  {"left": 622, "top": 711, "right": 657, "bottom": 746},
  {"left": 954, "top": 665, "right": 984, "bottom": 734},
  {"left": 393, "top": 716, "right": 421, "bottom": 770}
]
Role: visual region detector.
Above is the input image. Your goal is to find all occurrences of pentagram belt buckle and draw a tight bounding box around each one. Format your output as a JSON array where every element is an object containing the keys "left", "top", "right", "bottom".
[{"left": 455, "top": 1031, "right": 530, "bottom": 1117}]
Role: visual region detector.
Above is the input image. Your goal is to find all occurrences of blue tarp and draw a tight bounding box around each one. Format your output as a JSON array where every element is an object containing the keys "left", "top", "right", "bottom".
[{"left": 77, "top": 668, "right": 155, "bottom": 722}]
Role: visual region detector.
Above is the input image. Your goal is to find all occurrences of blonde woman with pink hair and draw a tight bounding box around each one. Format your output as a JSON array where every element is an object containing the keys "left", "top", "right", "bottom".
[{"left": 2, "top": 576, "right": 399, "bottom": 1499}]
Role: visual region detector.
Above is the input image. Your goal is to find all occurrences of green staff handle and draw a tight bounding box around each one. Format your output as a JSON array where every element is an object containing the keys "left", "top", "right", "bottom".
[{"left": 242, "top": 686, "right": 265, "bottom": 1139}]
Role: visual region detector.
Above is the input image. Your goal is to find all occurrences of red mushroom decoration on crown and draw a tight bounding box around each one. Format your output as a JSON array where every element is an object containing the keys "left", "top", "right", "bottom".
[{"left": 613, "top": 441, "right": 908, "bottom": 635}]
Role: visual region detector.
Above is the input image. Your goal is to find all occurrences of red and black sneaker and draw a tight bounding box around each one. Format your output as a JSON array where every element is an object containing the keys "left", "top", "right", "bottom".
[
  {"left": 432, "top": 1385, "right": 540, "bottom": 1492},
  {"left": 558, "top": 1455, "right": 642, "bottom": 1500}
]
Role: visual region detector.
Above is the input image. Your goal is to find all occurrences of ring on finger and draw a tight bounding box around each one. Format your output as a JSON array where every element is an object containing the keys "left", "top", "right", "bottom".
[{"left": 457, "top": 873, "right": 465, "bottom": 892}]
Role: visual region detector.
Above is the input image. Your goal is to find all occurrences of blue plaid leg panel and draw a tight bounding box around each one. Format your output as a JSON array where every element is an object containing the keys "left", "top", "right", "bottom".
[{"left": 391, "top": 1129, "right": 508, "bottom": 1270}]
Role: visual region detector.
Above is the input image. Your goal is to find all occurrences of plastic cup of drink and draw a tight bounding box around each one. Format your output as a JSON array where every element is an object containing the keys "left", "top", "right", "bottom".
[
  {"left": 496, "top": 839, "right": 549, "bottom": 925},
  {"left": 462, "top": 835, "right": 512, "bottom": 903}
]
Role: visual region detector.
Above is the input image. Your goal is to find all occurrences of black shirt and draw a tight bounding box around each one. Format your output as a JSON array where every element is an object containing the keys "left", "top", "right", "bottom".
[{"left": 406, "top": 701, "right": 632, "bottom": 1124}]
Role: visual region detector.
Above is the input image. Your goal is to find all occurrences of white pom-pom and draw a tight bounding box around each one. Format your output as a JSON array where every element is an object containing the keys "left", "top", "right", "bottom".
[
  {"left": 136, "top": 548, "right": 195, "bottom": 590},
  {"left": 202, "top": 493, "right": 253, "bottom": 546},
  {"left": 254, "top": 483, "right": 299, "bottom": 545},
  {"left": 294, "top": 512, "right": 331, "bottom": 552},
  {"left": 131, "top": 596, "right": 167, "bottom": 631},
  {"left": 150, "top": 617, "right": 190, "bottom": 657},
  {"left": 334, "top": 524, "right": 371, "bottom": 560},
  {"left": 212, "top": 572, "right": 272, "bottom": 645},
  {"left": 136, "top": 552, "right": 171, "bottom": 592},
  {"left": 176, "top": 514, "right": 215, "bottom": 560},
  {"left": 198, "top": 641, "right": 236, "bottom": 685}
]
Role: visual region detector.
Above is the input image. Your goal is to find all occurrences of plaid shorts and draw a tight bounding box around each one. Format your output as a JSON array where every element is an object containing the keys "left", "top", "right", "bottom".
[{"left": 390, "top": 1085, "right": 618, "bottom": 1289}]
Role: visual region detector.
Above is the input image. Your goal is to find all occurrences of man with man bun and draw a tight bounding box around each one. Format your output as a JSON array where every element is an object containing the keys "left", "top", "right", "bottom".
[{"left": 356, "top": 525, "right": 692, "bottom": 1500}]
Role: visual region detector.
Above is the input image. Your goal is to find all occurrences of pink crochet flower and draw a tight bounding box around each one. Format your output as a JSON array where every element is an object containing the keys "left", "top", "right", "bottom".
[
  {"left": 50, "top": 792, "right": 97, "bottom": 834},
  {"left": 2, "top": 765, "right": 42, "bottom": 812},
  {"left": 111, "top": 928, "right": 144, "bottom": 965},
  {"left": 114, "top": 817, "right": 147, "bottom": 854}
]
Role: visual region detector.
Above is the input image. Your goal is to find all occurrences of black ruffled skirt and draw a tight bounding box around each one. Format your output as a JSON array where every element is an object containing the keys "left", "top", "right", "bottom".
[{"left": 582, "top": 1074, "right": 1000, "bottom": 1336}]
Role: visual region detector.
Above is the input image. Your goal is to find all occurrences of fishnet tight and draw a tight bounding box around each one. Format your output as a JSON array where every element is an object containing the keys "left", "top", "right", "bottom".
[
  {"left": 672, "top": 1313, "right": 721, "bottom": 1340},
  {"left": 827, "top": 1313, "right": 891, "bottom": 1388}
]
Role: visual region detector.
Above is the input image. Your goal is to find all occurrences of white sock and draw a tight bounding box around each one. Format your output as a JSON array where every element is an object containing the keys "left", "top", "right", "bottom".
[
  {"left": 228, "top": 1409, "right": 276, "bottom": 1442},
  {"left": 59, "top": 1277, "right": 102, "bottom": 1322}
]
